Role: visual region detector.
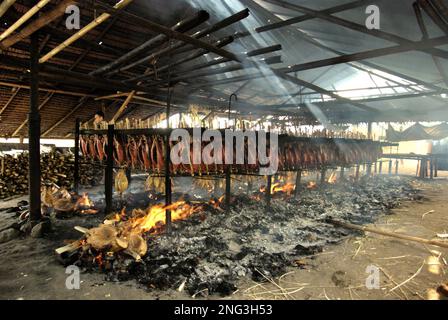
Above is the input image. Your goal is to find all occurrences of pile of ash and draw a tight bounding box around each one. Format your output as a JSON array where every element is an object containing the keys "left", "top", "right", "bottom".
[{"left": 73, "top": 176, "right": 422, "bottom": 297}]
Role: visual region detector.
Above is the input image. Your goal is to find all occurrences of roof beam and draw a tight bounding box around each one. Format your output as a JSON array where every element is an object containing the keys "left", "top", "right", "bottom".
[
  {"left": 413, "top": 2, "right": 448, "bottom": 87},
  {"left": 111, "top": 91, "right": 135, "bottom": 123},
  {"left": 110, "top": 8, "right": 250, "bottom": 77},
  {"left": 0, "top": 87, "right": 20, "bottom": 116},
  {"left": 263, "top": 0, "right": 448, "bottom": 60},
  {"left": 236, "top": 0, "right": 370, "bottom": 37},
  {"left": 0, "top": 81, "right": 95, "bottom": 97},
  {"left": 91, "top": 10, "right": 210, "bottom": 76},
  {"left": 12, "top": 92, "right": 54, "bottom": 137},
  {"left": 94, "top": 1, "right": 242, "bottom": 66},
  {"left": 0, "top": 0, "right": 77, "bottom": 50},
  {"left": 42, "top": 97, "right": 88, "bottom": 137},
  {"left": 178, "top": 36, "right": 448, "bottom": 87},
  {"left": 39, "top": 0, "right": 134, "bottom": 64},
  {"left": 0, "top": 0, "right": 51, "bottom": 42},
  {"left": 0, "top": 0, "right": 16, "bottom": 19}
]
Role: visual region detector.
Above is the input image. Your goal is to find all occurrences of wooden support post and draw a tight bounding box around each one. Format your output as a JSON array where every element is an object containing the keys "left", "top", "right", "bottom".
[
  {"left": 379, "top": 161, "right": 383, "bottom": 174},
  {"left": 374, "top": 162, "right": 378, "bottom": 174},
  {"left": 340, "top": 167, "right": 345, "bottom": 179},
  {"left": 416, "top": 160, "right": 421, "bottom": 177},
  {"left": 74, "top": 118, "right": 80, "bottom": 194},
  {"left": 434, "top": 158, "right": 438, "bottom": 177},
  {"left": 355, "top": 165, "right": 360, "bottom": 181},
  {"left": 225, "top": 167, "right": 231, "bottom": 212},
  {"left": 395, "top": 160, "right": 399, "bottom": 175},
  {"left": 294, "top": 169, "right": 302, "bottom": 197},
  {"left": 367, "top": 121, "right": 373, "bottom": 140},
  {"left": 366, "top": 163, "right": 372, "bottom": 176},
  {"left": 165, "top": 79, "right": 173, "bottom": 232},
  {"left": 125, "top": 167, "right": 132, "bottom": 186},
  {"left": 28, "top": 30, "right": 41, "bottom": 222},
  {"left": 419, "top": 158, "right": 426, "bottom": 179},
  {"left": 320, "top": 168, "right": 327, "bottom": 185},
  {"left": 430, "top": 158, "right": 434, "bottom": 180},
  {"left": 105, "top": 124, "right": 114, "bottom": 214},
  {"left": 164, "top": 135, "right": 172, "bottom": 232},
  {"left": 388, "top": 160, "right": 393, "bottom": 175},
  {"left": 266, "top": 175, "right": 272, "bottom": 210}
]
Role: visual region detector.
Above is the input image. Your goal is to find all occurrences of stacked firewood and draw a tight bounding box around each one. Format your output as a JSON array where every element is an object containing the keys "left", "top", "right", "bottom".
[{"left": 0, "top": 151, "right": 103, "bottom": 199}]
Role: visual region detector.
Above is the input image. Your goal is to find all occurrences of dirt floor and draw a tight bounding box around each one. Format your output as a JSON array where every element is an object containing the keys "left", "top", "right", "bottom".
[{"left": 0, "top": 177, "right": 447, "bottom": 300}]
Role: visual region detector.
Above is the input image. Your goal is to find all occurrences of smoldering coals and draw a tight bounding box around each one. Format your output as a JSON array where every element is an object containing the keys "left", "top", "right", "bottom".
[{"left": 70, "top": 176, "right": 423, "bottom": 297}]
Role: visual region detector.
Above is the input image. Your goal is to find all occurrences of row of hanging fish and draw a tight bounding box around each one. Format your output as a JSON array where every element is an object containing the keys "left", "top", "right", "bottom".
[{"left": 79, "top": 134, "right": 383, "bottom": 174}]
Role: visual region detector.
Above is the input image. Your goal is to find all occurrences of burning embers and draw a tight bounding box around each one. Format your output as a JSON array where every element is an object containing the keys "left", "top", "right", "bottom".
[
  {"left": 41, "top": 186, "right": 98, "bottom": 217},
  {"left": 259, "top": 182, "right": 295, "bottom": 197},
  {"left": 56, "top": 176, "right": 422, "bottom": 297},
  {"left": 66, "top": 200, "right": 206, "bottom": 263}
]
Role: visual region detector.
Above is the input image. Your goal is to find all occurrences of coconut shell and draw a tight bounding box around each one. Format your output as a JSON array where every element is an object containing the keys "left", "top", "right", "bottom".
[
  {"left": 128, "top": 233, "right": 147, "bottom": 257},
  {"left": 86, "top": 225, "right": 118, "bottom": 250}
]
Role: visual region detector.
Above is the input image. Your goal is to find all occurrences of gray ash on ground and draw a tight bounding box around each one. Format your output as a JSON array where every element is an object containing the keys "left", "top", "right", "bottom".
[{"left": 78, "top": 176, "right": 421, "bottom": 297}]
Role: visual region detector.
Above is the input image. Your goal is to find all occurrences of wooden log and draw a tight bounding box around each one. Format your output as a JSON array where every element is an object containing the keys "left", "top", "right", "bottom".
[{"left": 328, "top": 218, "right": 448, "bottom": 249}]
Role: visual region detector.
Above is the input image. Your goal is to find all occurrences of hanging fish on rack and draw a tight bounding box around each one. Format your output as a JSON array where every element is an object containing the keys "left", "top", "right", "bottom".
[{"left": 115, "top": 169, "right": 129, "bottom": 196}]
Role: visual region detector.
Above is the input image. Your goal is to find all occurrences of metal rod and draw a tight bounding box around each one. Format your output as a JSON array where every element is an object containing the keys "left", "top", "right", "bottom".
[
  {"left": 225, "top": 167, "right": 231, "bottom": 212},
  {"left": 28, "top": 29, "right": 41, "bottom": 222},
  {"left": 294, "top": 169, "right": 302, "bottom": 197},
  {"left": 379, "top": 161, "right": 383, "bottom": 174},
  {"left": 136, "top": 36, "right": 235, "bottom": 82},
  {"left": 105, "top": 124, "right": 114, "bottom": 214},
  {"left": 74, "top": 118, "right": 80, "bottom": 194},
  {"left": 389, "top": 160, "right": 393, "bottom": 175},
  {"left": 266, "top": 175, "right": 272, "bottom": 210},
  {"left": 395, "top": 160, "right": 399, "bottom": 175}
]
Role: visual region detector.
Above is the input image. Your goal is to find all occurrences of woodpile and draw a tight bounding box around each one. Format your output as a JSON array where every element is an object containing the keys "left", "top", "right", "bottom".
[{"left": 0, "top": 150, "right": 103, "bottom": 199}]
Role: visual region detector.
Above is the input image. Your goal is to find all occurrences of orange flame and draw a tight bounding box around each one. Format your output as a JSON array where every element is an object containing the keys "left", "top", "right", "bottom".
[
  {"left": 75, "top": 193, "right": 98, "bottom": 214},
  {"left": 327, "top": 172, "right": 337, "bottom": 184},
  {"left": 271, "top": 183, "right": 295, "bottom": 195},
  {"left": 307, "top": 181, "right": 317, "bottom": 189},
  {"left": 117, "top": 201, "right": 203, "bottom": 236},
  {"left": 209, "top": 196, "right": 225, "bottom": 209}
]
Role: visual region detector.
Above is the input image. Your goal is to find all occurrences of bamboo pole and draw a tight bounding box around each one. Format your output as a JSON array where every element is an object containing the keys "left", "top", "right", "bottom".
[
  {"left": 0, "top": 0, "right": 16, "bottom": 19},
  {"left": 111, "top": 91, "right": 136, "bottom": 123},
  {"left": 328, "top": 219, "right": 448, "bottom": 249},
  {"left": 0, "top": 0, "right": 76, "bottom": 49},
  {"left": 39, "top": 0, "right": 133, "bottom": 64},
  {"left": 0, "top": 0, "right": 52, "bottom": 42}
]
